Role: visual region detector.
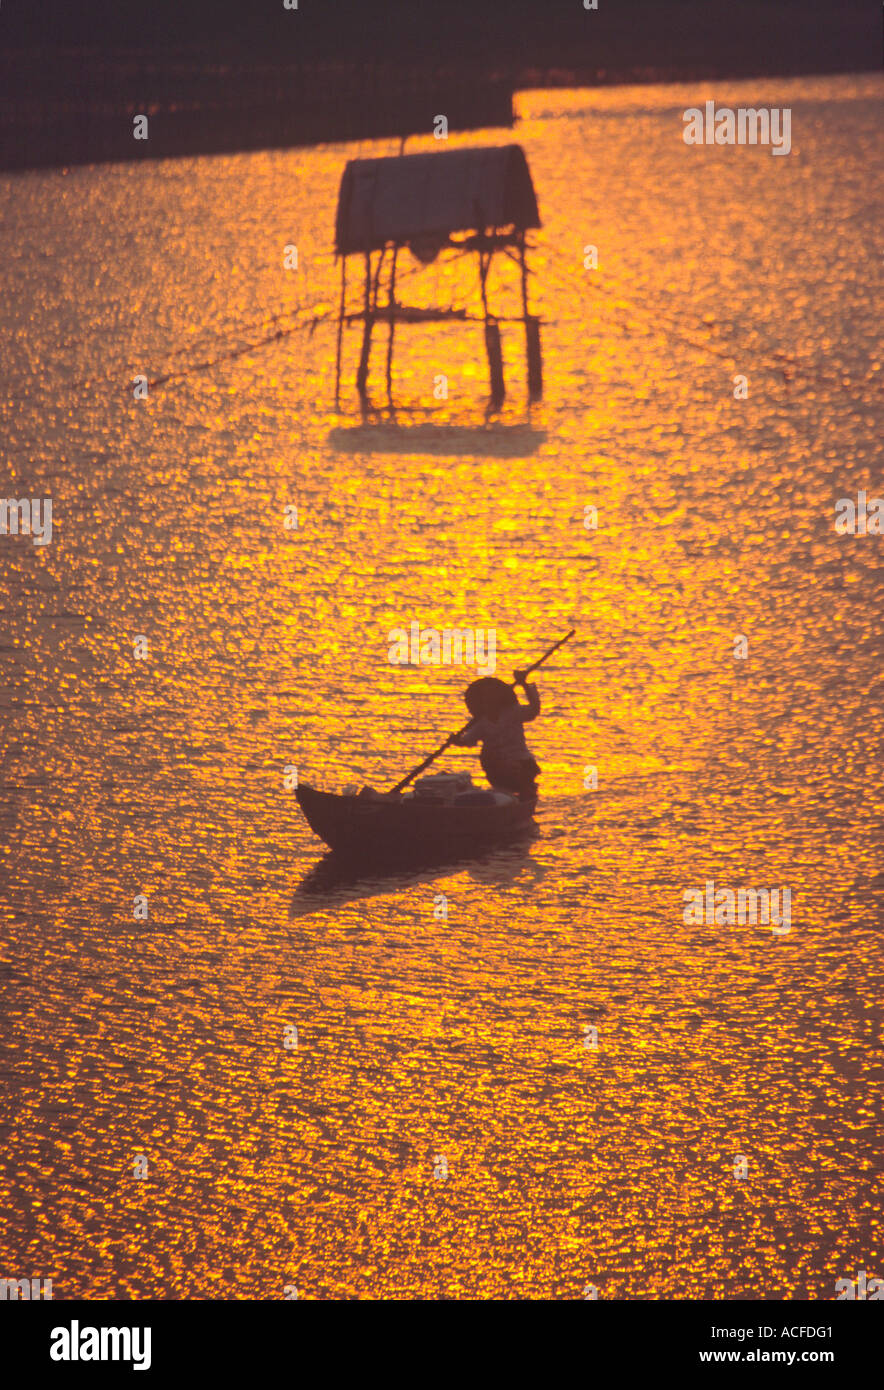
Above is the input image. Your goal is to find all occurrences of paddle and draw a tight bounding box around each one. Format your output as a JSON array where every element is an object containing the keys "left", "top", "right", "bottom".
[{"left": 389, "top": 628, "right": 576, "bottom": 794}]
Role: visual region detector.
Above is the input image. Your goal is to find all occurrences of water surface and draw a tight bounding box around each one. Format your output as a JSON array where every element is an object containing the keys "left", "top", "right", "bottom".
[{"left": 0, "top": 73, "right": 881, "bottom": 1299}]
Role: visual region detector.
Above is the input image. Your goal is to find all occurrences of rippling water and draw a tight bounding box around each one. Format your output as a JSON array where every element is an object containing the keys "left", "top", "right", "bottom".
[{"left": 1, "top": 73, "right": 881, "bottom": 1300}]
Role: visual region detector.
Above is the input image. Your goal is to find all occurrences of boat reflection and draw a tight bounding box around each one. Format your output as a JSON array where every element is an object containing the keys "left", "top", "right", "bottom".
[{"left": 291, "top": 825, "right": 541, "bottom": 913}]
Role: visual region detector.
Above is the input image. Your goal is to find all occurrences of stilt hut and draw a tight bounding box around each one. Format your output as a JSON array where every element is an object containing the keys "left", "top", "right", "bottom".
[{"left": 333, "top": 144, "right": 542, "bottom": 406}]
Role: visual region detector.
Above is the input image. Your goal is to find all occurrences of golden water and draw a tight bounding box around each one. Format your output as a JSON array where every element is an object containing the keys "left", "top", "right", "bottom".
[{"left": 0, "top": 74, "right": 881, "bottom": 1298}]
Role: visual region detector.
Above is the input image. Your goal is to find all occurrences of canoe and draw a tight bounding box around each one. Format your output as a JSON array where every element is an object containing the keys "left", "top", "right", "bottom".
[{"left": 296, "top": 781, "right": 534, "bottom": 858}]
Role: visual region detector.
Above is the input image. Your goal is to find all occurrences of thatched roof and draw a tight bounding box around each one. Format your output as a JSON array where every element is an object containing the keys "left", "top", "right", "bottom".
[{"left": 334, "top": 144, "right": 541, "bottom": 256}]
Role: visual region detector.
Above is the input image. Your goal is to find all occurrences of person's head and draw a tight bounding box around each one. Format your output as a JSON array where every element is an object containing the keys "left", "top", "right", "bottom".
[{"left": 464, "top": 677, "right": 517, "bottom": 720}]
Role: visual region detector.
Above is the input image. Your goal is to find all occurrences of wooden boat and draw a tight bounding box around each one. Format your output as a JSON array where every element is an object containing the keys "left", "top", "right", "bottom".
[
  {"left": 294, "top": 632, "right": 571, "bottom": 863},
  {"left": 296, "top": 779, "right": 534, "bottom": 858}
]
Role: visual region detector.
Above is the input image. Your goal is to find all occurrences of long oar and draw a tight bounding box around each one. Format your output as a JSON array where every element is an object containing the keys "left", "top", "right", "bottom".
[{"left": 389, "top": 628, "right": 576, "bottom": 794}]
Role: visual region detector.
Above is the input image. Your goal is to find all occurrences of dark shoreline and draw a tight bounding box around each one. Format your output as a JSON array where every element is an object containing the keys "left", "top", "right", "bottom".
[{"left": 1, "top": 0, "right": 878, "bottom": 174}]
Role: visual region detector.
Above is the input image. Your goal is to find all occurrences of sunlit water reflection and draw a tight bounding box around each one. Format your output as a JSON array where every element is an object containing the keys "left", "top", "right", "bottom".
[{"left": 0, "top": 73, "right": 881, "bottom": 1299}]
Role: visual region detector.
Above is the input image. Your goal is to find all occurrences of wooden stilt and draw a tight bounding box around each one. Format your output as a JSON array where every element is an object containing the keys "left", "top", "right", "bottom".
[
  {"left": 518, "top": 233, "right": 530, "bottom": 315},
  {"left": 519, "top": 234, "right": 543, "bottom": 399},
  {"left": 485, "top": 318, "right": 505, "bottom": 405},
  {"left": 356, "top": 251, "right": 373, "bottom": 398},
  {"left": 334, "top": 255, "right": 346, "bottom": 408},
  {"left": 386, "top": 247, "right": 398, "bottom": 404},
  {"left": 525, "top": 316, "right": 543, "bottom": 400},
  {"left": 371, "top": 246, "right": 386, "bottom": 311},
  {"left": 478, "top": 247, "right": 490, "bottom": 319},
  {"left": 478, "top": 247, "right": 505, "bottom": 405}
]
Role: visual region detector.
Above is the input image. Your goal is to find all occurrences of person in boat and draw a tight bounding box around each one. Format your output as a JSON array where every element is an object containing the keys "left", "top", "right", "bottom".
[{"left": 450, "top": 672, "right": 541, "bottom": 801}]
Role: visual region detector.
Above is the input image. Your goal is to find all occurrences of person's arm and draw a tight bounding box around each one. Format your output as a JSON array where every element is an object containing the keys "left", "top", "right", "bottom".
[
  {"left": 450, "top": 719, "right": 482, "bottom": 746},
  {"left": 513, "top": 672, "right": 541, "bottom": 722}
]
